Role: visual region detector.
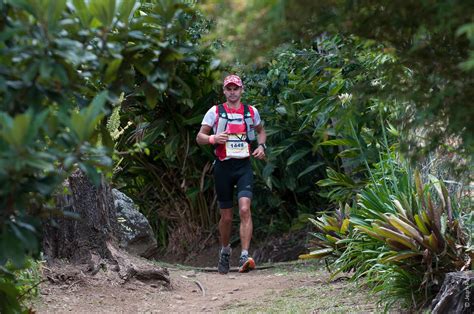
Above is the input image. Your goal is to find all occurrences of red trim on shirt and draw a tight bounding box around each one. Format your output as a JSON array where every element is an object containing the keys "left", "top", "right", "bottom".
[{"left": 214, "top": 103, "right": 255, "bottom": 160}]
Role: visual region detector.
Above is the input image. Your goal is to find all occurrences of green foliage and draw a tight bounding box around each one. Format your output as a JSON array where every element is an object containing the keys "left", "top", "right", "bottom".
[
  {"left": 299, "top": 205, "right": 351, "bottom": 260},
  {"left": 304, "top": 152, "right": 472, "bottom": 310},
  {"left": 0, "top": 258, "right": 43, "bottom": 313},
  {"left": 238, "top": 34, "right": 399, "bottom": 232},
  {"left": 199, "top": 0, "right": 288, "bottom": 65},
  {"left": 109, "top": 1, "right": 221, "bottom": 250},
  {"left": 317, "top": 168, "right": 365, "bottom": 205},
  {"left": 0, "top": 0, "right": 220, "bottom": 310},
  {"left": 457, "top": 22, "right": 474, "bottom": 71},
  {"left": 353, "top": 171, "right": 470, "bottom": 309},
  {"left": 205, "top": 0, "right": 473, "bottom": 163},
  {"left": 332, "top": 0, "right": 474, "bottom": 162}
]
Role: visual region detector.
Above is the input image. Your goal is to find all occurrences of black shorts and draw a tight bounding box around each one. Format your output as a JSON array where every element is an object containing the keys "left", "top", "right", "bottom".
[{"left": 213, "top": 158, "right": 253, "bottom": 209}]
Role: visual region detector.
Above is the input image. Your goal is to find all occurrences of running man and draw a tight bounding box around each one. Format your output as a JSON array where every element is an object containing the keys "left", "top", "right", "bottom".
[{"left": 196, "top": 74, "right": 267, "bottom": 274}]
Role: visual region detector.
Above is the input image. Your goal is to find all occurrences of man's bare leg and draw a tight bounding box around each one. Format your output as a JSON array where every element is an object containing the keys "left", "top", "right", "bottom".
[
  {"left": 238, "top": 197, "right": 255, "bottom": 272},
  {"left": 238, "top": 197, "right": 253, "bottom": 252},
  {"left": 219, "top": 208, "right": 233, "bottom": 247},
  {"left": 217, "top": 208, "right": 233, "bottom": 274}
]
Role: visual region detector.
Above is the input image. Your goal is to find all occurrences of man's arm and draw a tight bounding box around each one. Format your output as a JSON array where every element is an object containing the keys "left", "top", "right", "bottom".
[
  {"left": 196, "top": 125, "right": 229, "bottom": 145},
  {"left": 252, "top": 124, "right": 266, "bottom": 160}
]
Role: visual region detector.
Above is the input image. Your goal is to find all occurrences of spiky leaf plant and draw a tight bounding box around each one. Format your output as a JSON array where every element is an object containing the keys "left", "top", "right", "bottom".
[
  {"left": 303, "top": 155, "right": 472, "bottom": 310},
  {"left": 299, "top": 204, "right": 351, "bottom": 260},
  {"left": 347, "top": 169, "right": 471, "bottom": 309}
]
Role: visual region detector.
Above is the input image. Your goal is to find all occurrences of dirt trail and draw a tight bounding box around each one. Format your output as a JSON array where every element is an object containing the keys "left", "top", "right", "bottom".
[{"left": 34, "top": 261, "right": 378, "bottom": 313}]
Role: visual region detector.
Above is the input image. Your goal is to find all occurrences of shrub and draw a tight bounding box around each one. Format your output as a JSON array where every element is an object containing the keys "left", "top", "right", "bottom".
[{"left": 303, "top": 153, "right": 472, "bottom": 310}]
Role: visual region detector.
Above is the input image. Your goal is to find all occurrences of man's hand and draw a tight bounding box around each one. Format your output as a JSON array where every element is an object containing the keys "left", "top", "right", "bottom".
[
  {"left": 214, "top": 132, "right": 229, "bottom": 144},
  {"left": 252, "top": 145, "right": 265, "bottom": 160}
]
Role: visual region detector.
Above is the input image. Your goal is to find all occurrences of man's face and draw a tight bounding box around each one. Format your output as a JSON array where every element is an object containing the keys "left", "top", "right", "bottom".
[{"left": 223, "top": 84, "right": 243, "bottom": 103}]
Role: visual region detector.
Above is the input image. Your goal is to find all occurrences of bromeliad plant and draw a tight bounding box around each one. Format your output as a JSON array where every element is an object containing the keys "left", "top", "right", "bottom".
[
  {"left": 299, "top": 204, "right": 351, "bottom": 260},
  {"left": 303, "top": 161, "right": 472, "bottom": 310},
  {"left": 346, "top": 170, "right": 472, "bottom": 309}
]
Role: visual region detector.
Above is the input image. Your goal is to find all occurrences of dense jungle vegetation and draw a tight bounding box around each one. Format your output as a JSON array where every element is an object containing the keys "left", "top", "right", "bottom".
[{"left": 0, "top": 0, "right": 472, "bottom": 312}]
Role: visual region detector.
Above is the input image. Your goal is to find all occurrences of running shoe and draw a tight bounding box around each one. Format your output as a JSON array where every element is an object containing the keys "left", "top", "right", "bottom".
[
  {"left": 218, "top": 249, "right": 231, "bottom": 274},
  {"left": 238, "top": 255, "right": 256, "bottom": 273}
]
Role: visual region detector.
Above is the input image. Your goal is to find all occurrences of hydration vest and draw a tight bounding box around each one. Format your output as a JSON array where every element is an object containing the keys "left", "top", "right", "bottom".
[{"left": 215, "top": 104, "right": 256, "bottom": 142}]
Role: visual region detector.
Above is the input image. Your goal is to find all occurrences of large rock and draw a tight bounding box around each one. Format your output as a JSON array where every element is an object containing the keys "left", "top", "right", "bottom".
[{"left": 112, "top": 189, "right": 158, "bottom": 259}]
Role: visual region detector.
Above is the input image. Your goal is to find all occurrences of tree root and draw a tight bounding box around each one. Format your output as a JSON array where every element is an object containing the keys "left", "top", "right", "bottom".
[
  {"left": 194, "top": 280, "right": 206, "bottom": 296},
  {"left": 106, "top": 242, "right": 170, "bottom": 287}
]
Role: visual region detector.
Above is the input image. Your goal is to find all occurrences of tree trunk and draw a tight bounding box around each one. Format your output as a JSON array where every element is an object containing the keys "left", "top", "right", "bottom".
[
  {"left": 43, "top": 169, "right": 117, "bottom": 263},
  {"left": 42, "top": 169, "right": 169, "bottom": 286},
  {"left": 431, "top": 271, "right": 473, "bottom": 314}
]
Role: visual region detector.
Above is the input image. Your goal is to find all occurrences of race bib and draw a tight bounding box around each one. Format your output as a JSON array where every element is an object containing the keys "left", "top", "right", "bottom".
[{"left": 225, "top": 133, "right": 250, "bottom": 158}]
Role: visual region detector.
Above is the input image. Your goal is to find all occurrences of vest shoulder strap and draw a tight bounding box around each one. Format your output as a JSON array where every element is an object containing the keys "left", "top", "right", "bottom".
[
  {"left": 217, "top": 104, "right": 227, "bottom": 119},
  {"left": 243, "top": 104, "right": 251, "bottom": 118},
  {"left": 243, "top": 105, "right": 256, "bottom": 142},
  {"left": 216, "top": 104, "right": 255, "bottom": 141},
  {"left": 216, "top": 104, "right": 228, "bottom": 135}
]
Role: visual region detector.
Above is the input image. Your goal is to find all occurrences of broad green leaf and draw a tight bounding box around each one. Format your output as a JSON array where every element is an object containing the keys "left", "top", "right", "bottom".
[
  {"left": 118, "top": 0, "right": 139, "bottom": 24},
  {"left": 46, "top": 0, "right": 66, "bottom": 31},
  {"left": 9, "top": 112, "right": 32, "bottom": 147},
  {"left": 104, "top": 58, "right": 123, "bottom": 83},
  {"left": 70, "top": 111, "right": 86, "bottom": 141},
  {"left": 374, "top": 226, "right": 418, "bottom": 251},
  {"left": 340, "top": 218, "right": 350, "bottom": 234},
  {"left": 382, "top": 251, "right": 421, "bottom": 263},
  {"left": 26, "top": 109, "right": 48, "bottom": 145},
  {"left": 164, "top": 135, "right": 179, "bottom": 161},
  {"left": 8, "top": 0, "right": 34, "bottom": 14},
  {"left": 325, "top": 234, "right": 339, "bottom": 243},
  {"left": 317, "top": 178, "right": 337, "bottom": 187},
  {"left": 354, "top": 225, "right": 385, "bottom": 242},
  {"left": 69, "top": 92, "right": 106, "bottom": 141},
  {"left": 183, "top": 115, "right": 204, "bottom": 125},
  {"left": 320, "top": 138, "right": 357, "bottom": 146},
  {"left": 286, "top": 149, "right": 310, "bottom": 166},
  {"left": 27, "top": 0, "right": 66, "bottom": 31},
  {"left": 10, "top": 223, "right": 37, "bottom": 253},
  {"left": 25, "top": 156, "right": 54, "bottom": 172},
  {"left": 145, "top": 84, "right": 159, "bottom": 109},
  {"left": 39, "top": 60, "right": 53, "bottom": 80},
  {"left": 0, "top": 281, "right": 22, "bottom": 312},
  {"left": 79, "top": 162, "right": 101, "bottom": 186},
  {"left": 328, "top": 81, "right": 343, "bottom": 96},
  {"left": 428, "top": 174, "right": 446, "bottom": 209},
  {"left": 297, "top": 162, "right": 324, "bottom": 179},
  {"left": 285, "top": 175, "right": 297, "bottom": 191},
  {"left": 323, "top": 225, "right": 340, "bottom": 233},
  {"left": 262, "top": 163, "right": 276, "bottom": 179},
  {"left": 456, "top": 23, "right": 474, "bottom": 38},
  {"left": 299, "top": 248, "right": 333, "bottom": 259},
  {"left": 0, "top": 228, "right": 25, "bottom": 268},
  {"left": 387, "top": 214, "right": 423, "bottom": 244},
  {"left": 72, "top": 0, "right": 93, "bottom": 27},
  {"left": 414, "top": 214, "right": 430, "bottom": 236},
  {"left": 90, "top": 0, "right": 116, "bottom": 28},
  {"left": 337, "top": 148, "right": 359, "bottom": 158}
]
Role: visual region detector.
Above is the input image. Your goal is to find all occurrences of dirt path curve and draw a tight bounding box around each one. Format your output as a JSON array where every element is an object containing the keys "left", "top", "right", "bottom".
[{"left": 35, "top": 262, "right": 378, "bottom": 313}]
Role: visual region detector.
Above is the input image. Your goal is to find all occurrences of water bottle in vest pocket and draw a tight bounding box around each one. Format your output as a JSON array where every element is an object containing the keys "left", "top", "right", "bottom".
[{"left": 244, "top": 117, "right": 255, "bottom": 141}]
